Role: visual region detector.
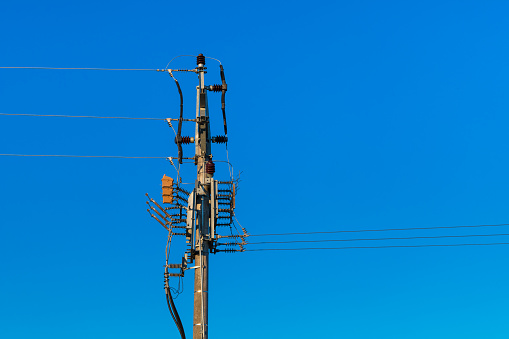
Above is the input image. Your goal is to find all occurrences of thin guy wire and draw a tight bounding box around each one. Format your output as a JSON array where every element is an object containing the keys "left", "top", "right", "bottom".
[
  {"left": 0, "top": 154, "right": 167, "bottom": 159},
  {"left": 247, "top": 223, "right": 509, "bottom": 237},
  {"left": 0, "top": 112, "right": 165, "bottom": 120},
  {"left": 0, "top": 66, "right": 159, "bottom": 71},
  {"left": 244, "top": 242, "right": 509, "bottom": 252},
  {"left": 247, "top": 232, "right": 509, "bottom": 245}
]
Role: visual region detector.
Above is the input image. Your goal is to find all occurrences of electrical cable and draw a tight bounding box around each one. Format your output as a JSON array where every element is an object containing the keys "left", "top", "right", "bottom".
[
  {"left": 205, "top": 56, "right": 222, "bottom": 65},
  {"left": 0, "top": 66, "right": 160, "bottom": 71},
  {"left": 248, "top": 223, "right": 509, "bottom": 237},
  {"left": 165, "top": 276, "right": 186, "bottom": 339},
  {"left": 163, "top": 211, "right": 186, "bottom": 339},
  {"left": 244, "top": 242, "right": 509, "bottom": 251},
  {"left": 0, "top": 153, "right": 167, "bottom": 159},
  {"left": 214, "top": 160, "right": 235, "bottom": 180},
  {"left": 247, "top": 232, "right": 509, "bottom": 245},
  {"left": 219, "top": 65, "right": 227, "bottom": 135},
  {"left": 165, "top": 55, "right": 196, "bottom": 70},
  {"left": 164, "top": 55, "right": 222, "bottom": 70},
  {"left": 167, "top": 70, "right": 184, "bottom": 164},
  {"left": 0, "top": 112, "right": 165, "bottom": 120}
]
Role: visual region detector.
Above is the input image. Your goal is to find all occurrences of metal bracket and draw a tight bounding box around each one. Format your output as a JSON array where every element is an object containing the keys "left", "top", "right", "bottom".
[{"left": 196, "top": 186, "right": 207, "bottom": 196}]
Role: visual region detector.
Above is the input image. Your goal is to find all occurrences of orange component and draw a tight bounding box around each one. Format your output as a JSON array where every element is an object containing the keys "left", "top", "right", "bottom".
[{"left": 162, "top": 174, "right": 174, "bottom": 204}]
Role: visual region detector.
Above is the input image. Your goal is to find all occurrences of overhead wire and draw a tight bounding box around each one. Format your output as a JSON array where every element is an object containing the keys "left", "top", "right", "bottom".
[
  {"left": 164, "top": 55, "right": 222, "bottom": 70},
  {"left": 244, "top": 242, "right": 509, "bottom": 252},
  {"left": 0, "top": 112, "right": 165, "bottom": 120},
  {"left": 0, "top": 66, "right": 160, "bottom": 71},
  {"left": 167, "top": 70, "right": 185, "bottom": 164},
  {"left": 247, "top": 223, "right": 509, "bottom": 237},
  {"left": 0, "top": 153, "right": 168, "bottom": 159},
  {"left": 247, "top": 232, "right": 509, "bottom": 245},
  {"left": 205, "top": 56, "right": 222, "bottom": 65},
  {"left": 165, "top": 55, "right": 196, "bottom": 70}
]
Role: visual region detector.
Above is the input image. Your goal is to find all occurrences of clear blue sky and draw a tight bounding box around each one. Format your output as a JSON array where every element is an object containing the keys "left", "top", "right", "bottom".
[{"left": 1, "top": 1, "right": 509, "bottom": 338}]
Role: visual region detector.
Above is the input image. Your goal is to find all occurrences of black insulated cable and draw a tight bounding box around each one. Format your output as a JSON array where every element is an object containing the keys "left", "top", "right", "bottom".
[
  {"left": 219, "top": 65, "right": 228, "bottom": 136},
  {"left": 165, "top": 267, "right": 186, "bottom": 339},
  {"left": 168, "top": 71, "right": 185, "bottom": 164}
]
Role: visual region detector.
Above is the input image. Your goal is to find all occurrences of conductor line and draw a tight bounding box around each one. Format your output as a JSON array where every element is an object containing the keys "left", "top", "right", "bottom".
[
  {"left": 0, "top": 112, "right": 165, "bottom": 120},
  {"left": 248, "top": 223, "right": 509, "bottom": 237},
  {"left": 244, "top": 242, "right": 509, "bottom": 252},
  {"left": 247, "top": 232, "right": 509, "bottom": 245},
  {"left": 0, "top": 66, "right": 160, "bottom": 71},
  {"left": 0, "top": 154, "right": 167, "bottom": 159}
]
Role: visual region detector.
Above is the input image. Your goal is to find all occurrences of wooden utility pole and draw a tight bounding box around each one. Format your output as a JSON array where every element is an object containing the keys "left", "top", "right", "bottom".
[{"left": 193, "top": 53, "right": 211, "bottom": 339}]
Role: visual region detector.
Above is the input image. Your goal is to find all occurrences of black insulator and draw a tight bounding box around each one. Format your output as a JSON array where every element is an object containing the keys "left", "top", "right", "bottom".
[
  {"left": 182, "top": 136, "right": 192, "bottom": 144},
  {"left": 219, "top": 249, "right": 238, "bottom": 253},
  {"left": 206, "top": 159, "right": 215, "bottom": 175},
  {"left": 212, "top": 135, "right": 228, "bottom": 144},
  {"left": 210, "top": 84, "right": 222, "bottom": 92},
  {"left": 197, "top": 54, "right": 205, "bottom": 65}
]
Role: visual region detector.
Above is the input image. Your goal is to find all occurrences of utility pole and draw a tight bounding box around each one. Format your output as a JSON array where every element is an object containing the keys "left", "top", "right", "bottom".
[
  {"left": 146, "top": 53, "right": 247, "bottom": 339},
  {"left": 193, "top": 53, "right": 210, "bottom": 339}
]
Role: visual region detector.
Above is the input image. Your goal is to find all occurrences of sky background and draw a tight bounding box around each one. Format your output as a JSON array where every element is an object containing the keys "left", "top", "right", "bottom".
[{"left": 1, "top": 1, "right": 509, "bottom": 338}]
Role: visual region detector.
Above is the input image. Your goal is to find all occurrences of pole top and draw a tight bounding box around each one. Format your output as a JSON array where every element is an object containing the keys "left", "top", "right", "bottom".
[{"left": 197, "top": 54, "right": 205, "bottom": 66}]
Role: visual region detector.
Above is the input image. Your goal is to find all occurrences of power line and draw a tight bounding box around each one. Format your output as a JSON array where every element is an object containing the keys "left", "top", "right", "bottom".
[
  {"left": 244, "top": 242, "right": 509, "bottom": 252},
  {"left": 247, "top": 233, "right": 509, "bottom": 245},
  {"left": 0, "top": 66, "right": 161, "bottom": 71},
  {"left": 0, "top": 112, "right": 165, "bottom": 120},
  {"left": 0, "top": 154, "right": 167, "bottom": 159},
  {"left": 247, "top": 223, "right": 509, "bottom": 237}
]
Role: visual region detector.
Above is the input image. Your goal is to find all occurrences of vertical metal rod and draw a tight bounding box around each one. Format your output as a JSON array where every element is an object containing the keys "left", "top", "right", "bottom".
[{"left": 193, "top": 54, "right": 210, "bottom": 339}]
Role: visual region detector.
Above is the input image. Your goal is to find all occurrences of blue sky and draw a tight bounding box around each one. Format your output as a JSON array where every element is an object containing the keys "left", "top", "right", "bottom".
[{"left": 1, "top": 1, "right": 509, "bottom": 338}]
